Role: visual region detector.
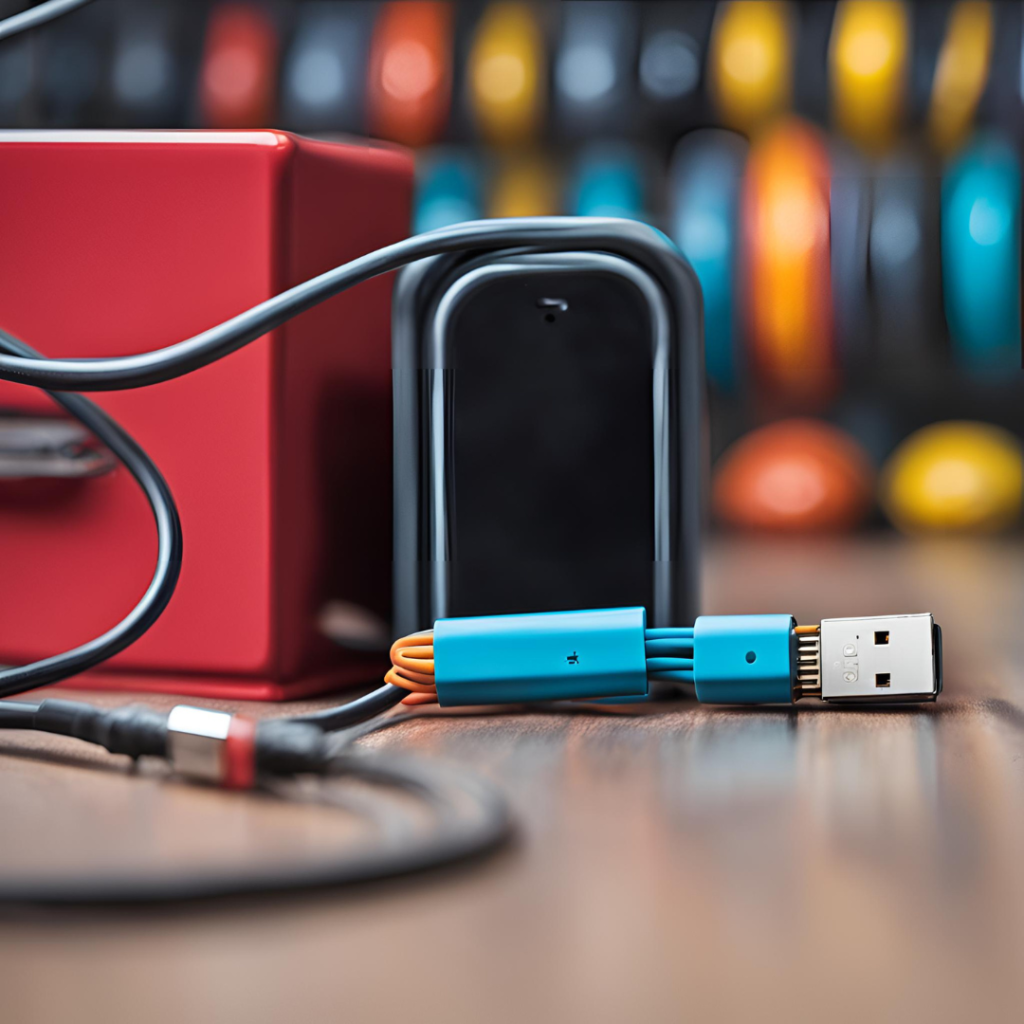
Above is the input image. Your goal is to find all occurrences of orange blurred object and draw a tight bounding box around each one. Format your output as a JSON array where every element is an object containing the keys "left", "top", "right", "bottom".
[
  {"left": 713, "top": 419, "right": 875, "bottom": 532},
  {"left": 742, "top": 119, "right": 836, "bottom": 404},
  {"left": 200, "top": 4, "right": 279, "bottom": 128},
  {"left": 367, "top": 1, "right": 453, "bottom": 147}
]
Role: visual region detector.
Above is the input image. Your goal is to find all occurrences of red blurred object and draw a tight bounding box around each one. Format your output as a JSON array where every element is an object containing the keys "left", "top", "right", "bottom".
[
  {"left": 713, "top": 419, "right": 874, "bottom": 532},
  {"left": 0, "top": 130, "right": 413, "bottom": 699},
  {"left": 367, "top": 1, "right": 453, "bottom": 147},
  {"left": 200, "top": 4, "right": 279, "bottom": 128}
]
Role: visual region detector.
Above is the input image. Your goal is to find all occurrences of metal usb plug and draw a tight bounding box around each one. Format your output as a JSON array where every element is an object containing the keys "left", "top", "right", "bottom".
[{"left": 816, "top": 614, "right": 942, "bottom": 703}]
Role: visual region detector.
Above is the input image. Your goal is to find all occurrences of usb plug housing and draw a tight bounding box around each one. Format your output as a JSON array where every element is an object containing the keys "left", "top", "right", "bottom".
[{"left": 819, "top": 614, "right": 942, "bottom": 703}]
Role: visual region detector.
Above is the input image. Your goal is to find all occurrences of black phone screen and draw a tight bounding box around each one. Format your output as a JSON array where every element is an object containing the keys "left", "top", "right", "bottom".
[{"left": 446, "top": 268, "right": 656, "bottom": 618}]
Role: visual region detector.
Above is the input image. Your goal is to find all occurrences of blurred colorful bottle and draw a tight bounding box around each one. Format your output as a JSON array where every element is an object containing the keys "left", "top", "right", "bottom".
[
  {"left": 828, "top": 143, "right": 872, "bottom": 368},
  {"left": 572, "top": 146, "right": 644, "bottom": 220},
  {"left": 366, "top": 1, "right": 452, "bottom": 147},
  {"left": 415, "top": 151, "right": 482, "bottom": 234},
  {"left": 0, "top": 36, "right": 36, "bottom": 126},
  {"left": 669, "top": 130, "right": 747, "bottom": 391},
  {"left": 467, "top": 2, "right": 546, "bottom": 146},
  {"left": 110, "top": 3, "right": 188, "bottom": 126},
  {"left": 40, "top": 2, "right": 104, "bottom": 126},
  {"left": 199, "top": 3, "right": 278, "bottom": 128},
  {"left": 941, "top": 134, "right": 1020, "bottom": 372},
  {"left": 742, "top": 119, "right": 835, "bottom": 403},
  {"left": 554, "top": 1, "right": 637, "bottom": 138},
  {"left": 829, "top": 1, "right": 910, "bottom": 153},
  {"left": 870, "top": 150, "right": 941, "bottom": 362},
  {"left": 488, "top": 153, "right": 558, "bottom": 218},
  {"left": 638, "top": 1, "right": 713, "bottom": 122},
  {"left": 881, "top": 421, "right": 1022, "bottom": 532},
  {"left": 927, "top": 0, "right": 993, "bottom": 155},
  {"left": 708, "top": 1, "right": 793, "bottom": 136},
  {"left": 281, "top": 1, "right": 372, "bottom": 133},
  {"left": 713, "top": 419, "right": 875, "bottom": 532}
]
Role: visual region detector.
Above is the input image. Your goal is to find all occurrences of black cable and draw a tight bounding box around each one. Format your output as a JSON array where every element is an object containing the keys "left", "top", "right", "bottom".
[
  {"left": 0, "top": 327, "right": 183, "bottom": 701},
  {"left": 0, "top": 746, "right": 512, "bottom": 905},
  {"left": 0, "top": 217, "right": 673, "bottom": 391},
  {"left": 0, "top": 0, "right": 94, "bottom": 43},
  {"left": 0, "top": 701, "right": 37, "bottom": 729},
  {"left": 288, "top": 683, "right": 407, "bottom": 731}
]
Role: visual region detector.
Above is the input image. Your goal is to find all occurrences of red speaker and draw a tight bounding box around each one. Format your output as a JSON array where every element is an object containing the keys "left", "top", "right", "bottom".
[{"left": 0, "top": 130, "right": 413, "bottom": 699}]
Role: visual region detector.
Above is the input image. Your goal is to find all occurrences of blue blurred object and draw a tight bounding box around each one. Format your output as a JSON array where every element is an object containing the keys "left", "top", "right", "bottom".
[
  {"left": 40, "top": 4, "right": 106, "bottom": 126},
  {"left": 572, "top": 146, "right": 644, "bottom": 220},
  {"left": 942, "top": 134, "right": 1021, "bottom": 371},
  {"left": 281, "top": 1, "right": 371, "bottom": 133},
  {"left": 669, "top": 130, "right": 747, "bottom": 391},
  {"left": 871, "top": 150, "right": 941, "bottom": 363},
  {"left": 110, "top": 3, "right": 180, "bottom": 124},
  {"left": 554, "top": 1, "right": 637, "bottom": 137},
  {"left": 414, "top": 151, "right": 482, "bottom": 234},
  {"left": 0, "top": 35, "right": 36, "bottom": 125},
  {"left": 829, "top": 142, "right": 871, "bottom": 368}
]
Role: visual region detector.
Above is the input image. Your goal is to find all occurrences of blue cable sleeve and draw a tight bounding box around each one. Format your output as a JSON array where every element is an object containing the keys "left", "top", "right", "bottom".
[
  {"left": 647, "top": 671, "right": 695, "bottom": 683},
  {"left": 645, "top": 657, "right": 695, "bottom": 672},
  {"left": 644, "top": 639, "right": 694, "bottom": 656},
  {"left": 644, "top": 627, "right": 694, "bottom": 640}
]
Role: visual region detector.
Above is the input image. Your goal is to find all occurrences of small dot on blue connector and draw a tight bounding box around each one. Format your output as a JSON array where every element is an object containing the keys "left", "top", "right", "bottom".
[{"left": 745, "top": 651, "right": 757, "bottom": 664}]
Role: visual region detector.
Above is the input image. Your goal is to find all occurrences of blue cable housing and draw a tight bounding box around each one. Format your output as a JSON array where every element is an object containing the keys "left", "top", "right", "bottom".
[
  {"left": 692, "top": 614, "right": 795, "bottom": 704},
  {"left": 430, "top": 607, "right": 801, "bottom": 706},
  {"left": 433, "top": 607, "right": 649, "bottom": 706}
]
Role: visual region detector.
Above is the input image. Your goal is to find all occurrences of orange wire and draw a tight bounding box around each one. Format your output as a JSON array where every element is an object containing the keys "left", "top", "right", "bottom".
[
  {"left": 386, "top": 629, "right": 438, "bottom": 695},
  {"left": 391, "top": 664, "right": 436, "bottom": 685},
  {"left": 384, "top": 667, "right": 436, "bottom": 693}
]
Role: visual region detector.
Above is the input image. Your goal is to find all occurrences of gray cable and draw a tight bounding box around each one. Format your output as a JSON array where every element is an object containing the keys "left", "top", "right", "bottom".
[
  {"left": 0, "top": 218, "right": 678, "bottom": 391},
  {"left": 0, "top": 0, "right": 94, "bottom": 43}
]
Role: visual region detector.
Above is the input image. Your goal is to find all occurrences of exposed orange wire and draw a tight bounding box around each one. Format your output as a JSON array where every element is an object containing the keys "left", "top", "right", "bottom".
[{"left": 386, "top": 630, "right": 438, "bottom": 697}]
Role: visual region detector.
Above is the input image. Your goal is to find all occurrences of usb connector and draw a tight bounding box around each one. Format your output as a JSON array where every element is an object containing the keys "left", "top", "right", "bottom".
[
  {"left": 817, "top": 614, "right": 942, "bottom": 703},
  {"left": 688, "top": 612, "right": 941, "bottom": 705}
]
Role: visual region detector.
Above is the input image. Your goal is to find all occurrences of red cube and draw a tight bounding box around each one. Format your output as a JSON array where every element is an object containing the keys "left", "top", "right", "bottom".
[{"left": 0, "top": 130, "right": 413, "bottom": 699}]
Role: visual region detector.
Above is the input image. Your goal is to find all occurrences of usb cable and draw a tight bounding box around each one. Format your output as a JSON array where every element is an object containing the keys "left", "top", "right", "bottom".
[{"left": 384, "top": 607, "right": 943, "bottom": 707}]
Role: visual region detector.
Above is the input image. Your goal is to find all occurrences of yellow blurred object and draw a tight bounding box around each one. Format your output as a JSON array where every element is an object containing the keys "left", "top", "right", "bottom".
[
  {"left": 829, "top": 1, "right": 909, "bottom": 153},
  {"left": 742, "top": 118, "right": 836, "bottom": 402},
  {"left": 708, "top": 1, "right": 792, "bottom": 135},
  {"left": 467, "top": 3, "right": 545, "bottom": 146},
  {"left": 881, "top": 422, "right": 1023, "bottom": 532},
  {"left": 927, "top": 1, "right": 993, "bottom": 155},
  {"left": 488, "top": 154, "right": 558, "bottom": 217}
]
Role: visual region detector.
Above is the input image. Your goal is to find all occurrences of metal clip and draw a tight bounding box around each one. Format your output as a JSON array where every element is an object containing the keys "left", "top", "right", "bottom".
[{"left": 0, "top": 416, "right": 116, "bottom": 478}]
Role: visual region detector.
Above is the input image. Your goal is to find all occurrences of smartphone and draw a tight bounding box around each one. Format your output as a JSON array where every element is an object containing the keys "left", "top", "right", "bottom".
[{"left": 392, "top": 244, "right": 702, "bottom": 637}]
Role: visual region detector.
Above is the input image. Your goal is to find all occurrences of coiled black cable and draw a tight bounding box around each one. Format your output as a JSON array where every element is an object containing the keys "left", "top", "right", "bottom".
[{"left": 0, "top": 327, "right": 183, "bottom": 700}]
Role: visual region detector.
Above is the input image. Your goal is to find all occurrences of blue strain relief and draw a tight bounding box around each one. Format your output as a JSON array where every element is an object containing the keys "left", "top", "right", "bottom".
[
  {"left": 433, "top": 607, "right": 649, "bottom": 707},
  {"left": 692, "top": 614, "right": 796, "bottom": 704}
]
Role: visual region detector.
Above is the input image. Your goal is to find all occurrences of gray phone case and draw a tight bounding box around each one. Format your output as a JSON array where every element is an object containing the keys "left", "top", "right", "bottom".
[{"left": 391, "top": 217, "right": 706, "bottom": 637}]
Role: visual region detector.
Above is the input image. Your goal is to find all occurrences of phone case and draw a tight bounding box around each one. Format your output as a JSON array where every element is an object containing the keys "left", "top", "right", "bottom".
[{"left": 391, "top": 217, "right": 707, "bottom": 637}]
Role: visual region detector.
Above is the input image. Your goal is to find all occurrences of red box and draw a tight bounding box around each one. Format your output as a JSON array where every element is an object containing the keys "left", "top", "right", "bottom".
[{"left": 0, "top": 130, "right": 413, "bottom": 699}]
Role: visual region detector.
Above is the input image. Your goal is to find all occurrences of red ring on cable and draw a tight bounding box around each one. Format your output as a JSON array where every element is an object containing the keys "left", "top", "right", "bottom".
[{"left": 223, "top": 715, "right": 257, "bottom": 790}]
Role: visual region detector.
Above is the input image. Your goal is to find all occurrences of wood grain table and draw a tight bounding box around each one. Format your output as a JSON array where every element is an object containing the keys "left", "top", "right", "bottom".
[{"left": 3, "top": 536, "right": 1024, "bottom": 1023}]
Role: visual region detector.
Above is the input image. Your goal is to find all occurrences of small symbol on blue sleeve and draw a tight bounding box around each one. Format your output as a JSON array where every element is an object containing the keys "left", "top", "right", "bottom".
[{"left": 567, "top": 652, "right": 579, "bottom": 665}]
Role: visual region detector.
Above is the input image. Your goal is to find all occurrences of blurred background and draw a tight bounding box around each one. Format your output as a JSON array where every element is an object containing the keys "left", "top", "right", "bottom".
[{"left": 2, "top": 0, "right": 1023, "bottom": 538}]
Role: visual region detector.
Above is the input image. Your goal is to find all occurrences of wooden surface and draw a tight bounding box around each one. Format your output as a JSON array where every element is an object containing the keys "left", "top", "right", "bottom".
[{"left": 3, "top": 536, "right": 1024, "bottom": 1023}]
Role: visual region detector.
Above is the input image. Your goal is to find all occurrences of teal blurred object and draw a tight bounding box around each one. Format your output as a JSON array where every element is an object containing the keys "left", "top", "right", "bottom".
[
  {"left": 941, "top": 134, "right": 1021, "bottom": 372},
  {"left": 669, "top": 130, "right": 747, "bottom": 391},
  {"left": 414, "top": 152, "right": 482, "bottom": 234},
  {"left": 572, "top": 146, "right": 644, "bottom": 219}
]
